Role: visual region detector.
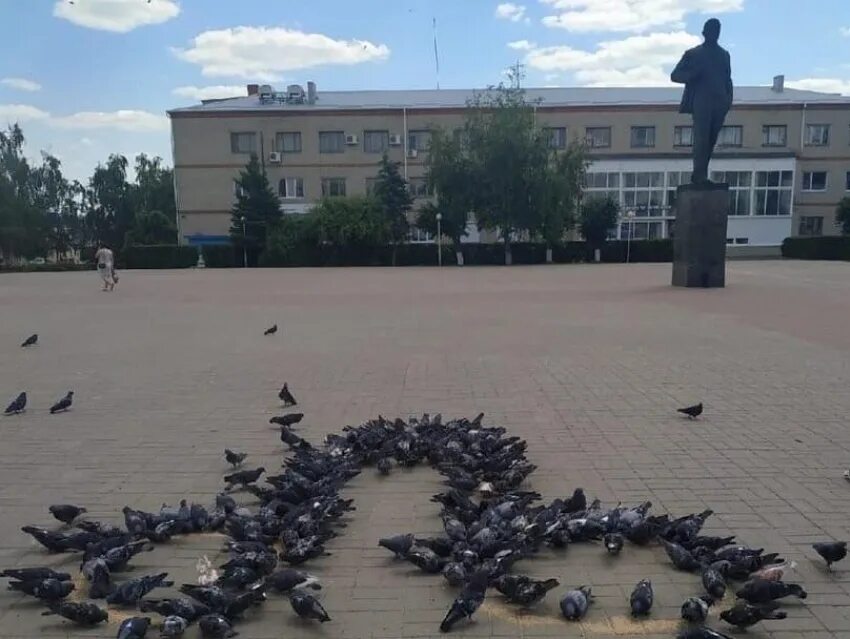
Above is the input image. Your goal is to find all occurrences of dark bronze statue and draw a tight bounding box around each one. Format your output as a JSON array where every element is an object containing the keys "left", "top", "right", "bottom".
[{"left": 671, "top": 19, "right": 733, "bottom": 184}]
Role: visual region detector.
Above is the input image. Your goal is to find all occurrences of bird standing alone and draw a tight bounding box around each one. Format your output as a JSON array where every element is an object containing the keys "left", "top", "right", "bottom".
[
  {"left": 4, "top": 392, "right": 27, "bottom": 415},
  {"left": 678, "top": 403, "right": 703, "bottom": 419},
  {"left": 50, "top": 391, "right": 74, "bottom": 414},
  {"left": 264, "top": 324, "right": 278, "bottom": 336},
  {"left": 21, "top": 334, "right": 38, "bottom": 347},
  {"left": 279, "top": 383, "right": 297, "bottom": 406}
]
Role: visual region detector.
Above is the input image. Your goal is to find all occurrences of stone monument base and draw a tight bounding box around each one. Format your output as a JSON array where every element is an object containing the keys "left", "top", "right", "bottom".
[{"left": 672, "top": 183, "right": 729, "bottom": 288}]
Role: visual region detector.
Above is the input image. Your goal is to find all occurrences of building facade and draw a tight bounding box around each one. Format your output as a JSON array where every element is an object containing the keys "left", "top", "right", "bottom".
[{"left": 168, "top": 82, "right": 850, "bottom": 247}]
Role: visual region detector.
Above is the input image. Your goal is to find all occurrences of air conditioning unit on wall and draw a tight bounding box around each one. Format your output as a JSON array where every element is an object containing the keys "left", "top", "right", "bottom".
[
  {"left": 268, "top": 152, "right": 281, "bottom": 163},
  {"left": 345, "top": 134, "right": 359, "bottom": 145},
  {"left": 408, "top": 149, "right": 419, "bottom": 159},
  {"left": 389, "top": 134, "right": 403, "bottom": 146}
]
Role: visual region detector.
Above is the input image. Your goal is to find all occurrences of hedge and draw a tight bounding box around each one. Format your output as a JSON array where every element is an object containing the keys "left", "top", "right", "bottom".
[
  {"left": 123, "top": 245, "right": 198, "bottom": 269},
  {"left": 0, "top": 263, "right": 93, "bottom": 273},
  {"left": 782, "top": 236, "right": 850, "bottom": 261},
  {"left": 201, "top": 245, "right": 239, "bottom": 268}
]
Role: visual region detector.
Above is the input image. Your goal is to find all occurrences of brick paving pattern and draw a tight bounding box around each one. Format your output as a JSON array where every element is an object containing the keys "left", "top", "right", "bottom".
[{"left": 0, "top": 261, "right": 849, "bottom": 638}]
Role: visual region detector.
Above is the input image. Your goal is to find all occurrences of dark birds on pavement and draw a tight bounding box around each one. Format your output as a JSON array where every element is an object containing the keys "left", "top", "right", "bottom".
[
  {"left": 197, "top": 613, "right": 238, "bottom": 638},
  {"left": 812, "top": 541, "right": 847, "bottom": 570},
  {"left": 266, "top": 568, "right": 321, "bottom": 593},
  {"left": 681, "top": 596, "right": 713, "bottom": 623},
  {"left": 42, "top": 600, "right": 108, "bottom": 625},
  {"left": 720, "top": 601, "right": 787, "bottom": 629},
  {"left": 224, "top": 449, "right": 247, "bottom": 467},
  {"left": 160, "top": 615, "right": 188, "bottom": 637},
  {"left": 702, "top": 566, "right": 727, "bottom": 599},
  {"left": 139, "top": 597, "right": 210, "bottom": 622},
  {"left": 604, "top": 532, "right": 625, "bottom": 555},
  {"left": 8, "top": 577, "right": 75, "bottom": 601},
  {"left": 560, "top": 586, "right": 593, "bottom": 620},
  {"left": 117, "top": 616, "right": 151, "bottom": 639},
  {"left": 563, "top": 487, "right": 587, "bottom": 513},
  {"left": 264, "top": 324, "right": 278, "bottom": 335},
  {"left": 269, "top": 412, "right": 304, "bottom": 427},
  {"left": 662, "top": 540, "right": 703, "bottom": 572},
  {"left": 630, "top": 579, "right": 653, "bottom": 616},
  {"left": 4, "top": 392, "right": 26, "bottom": 415},
  {"left": 377, "top": 457, "right": 392, "bottom": 475},
  {"left": 735, "top": 578, "right": 807, "bottom": 604},
  {"left": 677, "top": 628, "right": 735, "bottom": 639},
  {"left": 106, "top": 572, "right": 173, "bottom": 605},
  {"left": 678, "top": 403, "right": 703, "bottom": 419},
  {"left": 1, "top": 567, "right": 71, "bottom": 581},
  {"left": 49, "top": 391, "right": 74, "bottom": 414},
  {"left": 49, "top": 504, "right": 86, "bottom": 525},
  {"left": 494, "top": 575, "right": 559, "bottom": 607},
  {"left": 21, "top": 333, "right": 38, "bottom": 347},
  {"left": 223, "top": 467, "right": 265, "bottom": 489},
  {"left": 440, "top": 569, "right": 488, "bottom": 632},
  {"left": 289, "top": 589, "right": 331, "bottom": 622},
  {"left": 81, "top": 557, "right": 111, "bottom": 599},
  {"left": 279, "top": 383, "right": 297, "bottom": 406},
  {"left": 405, "top": 548, "right": 447, "bottom": 574},
  {"left": 378, "top": 533, "right": 415, "bottom": 558}
]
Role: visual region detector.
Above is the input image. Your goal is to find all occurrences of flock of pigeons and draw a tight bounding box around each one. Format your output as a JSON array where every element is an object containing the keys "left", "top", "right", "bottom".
[{"left": 3, "top": 328, "right": 849, "bottom": 638}]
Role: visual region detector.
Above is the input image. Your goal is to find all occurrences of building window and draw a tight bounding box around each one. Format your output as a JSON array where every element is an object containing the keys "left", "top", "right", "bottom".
[
  {"left": 805, "top": 124, "right": 830, "bottom": 146},
  {"left": 585, "top": 127, "right": 611, "bottom": 149},
  {"left": 319, "top": 131, "right": 345, "bottom": 154},
  {"left": 233, "top": 180, "right": 246, "bottom": 198},
  {"left": 364, "top": 130, "right": 389, "bottom": 154},
  {"left": 717, "top": 125, "right": 743, "bottom": 147},
  {"left": 408, "top": 177, "right": 430, "bottom": 198},
  {"left": 762, "top": 125, "right": 787, "bottom": 147},
  {"left": 802, "top": 171, "right": 828, "bottom": 192},
  {"left": 754, "top": 170, "right": 793, "bottom": 216},
  {"left": 230, "top": 132, "right": 256, "bottom": 154},
  {"left": 799, "top": 216, "right": 824, "bottom": 236},
  {"left": 621, "top": 220, "right": 663, "bottom": 240},
  {"left": 846, "top": 171, "right": 850, "bottom": 191},
  {"left": 674, "top": 125, "right": 693, "bottom": 147},
  {"left": 408, "top": 129, "right": 431, "bottom": 152},
  {"left": 278, "top": 177, "right": 304, "bottom": 199},
  {"left": 630, "top": 126, "right": 655, "bottom": 148},
  {"left": 584, "top": 172, "right": 620, "bottom": 203},
  {"left": 275, "top": 132, "right": 302, "bottom": 153},
  {"left": 365, "top": 177, "right": 379, "bottom": 196},
  {"left": 734, "top": 237, "right": 749, "bottom": 244},
  {"left": 321, "top": 177, "right": 347, "bottom": 197},
  {"left": 546, "top": 127, "right": 567, "bottom": 149},
  {"left": 711, "top": 171, "right": 752, "bottom": 215},
  {"left": 407, "top": 227, "right": 433, "bottom": 243},
  {"left": 622, "top": 172, "right": 664, "bottom": 216},
  {"left": 666, "top": 171, "right": 693, "bottom": 209}
]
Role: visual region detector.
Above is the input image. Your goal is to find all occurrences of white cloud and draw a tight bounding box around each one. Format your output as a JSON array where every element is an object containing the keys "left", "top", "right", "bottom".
[
  {"left": 840, "top": 26, "right": 850, "bottom": 37},
  {"left": 174, "top": 26, "right": 390, "bottom": 81},
  {"left": 51, "top": 110, "right": 168, "bottom": 132},
  {"left": 173, "top": 85, "right": 245, "bottom": 101},
  {"left": 508, "top": 39, "right": 536, "bottom": 50},
  {"left": 0, "top": 104, "right": 50, "bottom": 123},
  {"left": 525, "top": 31, "right": 699, "bottom": 86},
  {"left": 80, "top": 137, "right": 94, "bottom": 146},
  {"left": 787, "top": 78, "right": 850, "bottom": 96},
  {"left": 496, "top": 3, "right": 529, "bottom": 22},
  {"left": 541, "top": 0, "right": 743, "bottom": 33},
  {"left": 53, "top": 0, "right": 179, "bottom": 33},
  {"left": 1, "top": 77, "right": 42, "bottom": 92}
]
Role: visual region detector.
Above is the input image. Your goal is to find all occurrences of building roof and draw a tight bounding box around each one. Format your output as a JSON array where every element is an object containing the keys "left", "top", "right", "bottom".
[{"left": 168, "top": 85, "right": 850, "bottom": 115}]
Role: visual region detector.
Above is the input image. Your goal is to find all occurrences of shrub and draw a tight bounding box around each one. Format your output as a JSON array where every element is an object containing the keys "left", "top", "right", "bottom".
[
  {"left": 260, "top": 215, "right": 322, "bottom": 267},
  {"left": 201, "top": 245, "right": 238, "bottom": 268},
  {"left": 123, "top": 245, "right": 198, "bottom": 269},
  {"left": 0, "top": 262, "right": 93, "bottom": 273},
  {"left": 782, "top": 236, "right": 850, "bottom": 261},
  {"left": 600, "top": 239, "right": 673, "bottom": 263}
]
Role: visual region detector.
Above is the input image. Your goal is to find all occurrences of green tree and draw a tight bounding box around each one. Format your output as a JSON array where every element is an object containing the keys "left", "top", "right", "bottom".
[
  {"left": 133, "top": 154, "right": 176, "bottom": 222},
  {"left": 86, "top": 154, "right": 133, "bottom": 249},
  {"left": 262, "top": 214, "right": 320, "bottom": 266},
  {"left": 125, "top": 210, "right": 177, "bottom": 246},
  {"left": 580, "top": 196, "right": 619, "bottom": 257},
  {"left": 373, "top": 153, "right": 413, "bottom": 266},
  {"left": 313, "top": 195, "right": 387, "bottom": 262},
  {"left": 836, "top": 196, "right": 850, "bottom": 235},
  {"left": 230, "top": 154, "right": 281, "bottom": 265}
]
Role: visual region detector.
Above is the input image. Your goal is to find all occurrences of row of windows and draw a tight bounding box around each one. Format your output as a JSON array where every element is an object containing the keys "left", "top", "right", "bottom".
[
  {"left": 230, "top": 130, "right": 432, "bottom": 155},
  {"left": 251, "top": 176, "right": 433, "bottom": 200}
]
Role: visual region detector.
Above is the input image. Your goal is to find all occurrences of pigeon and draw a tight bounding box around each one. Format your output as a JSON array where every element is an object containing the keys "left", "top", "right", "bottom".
[
  {"left": 701, "top": 566, "right": 727, "bottom": 599},
  {"left": 563, "top": 487, "right": 587, "bottom": 513},
  {"left": 4, "top": 392, "right": 26, "bottom": 415},
  {"left": 264, "top": 324, "right": 277, "bottom": 335},
  {"left": 812, "top": 541, "right": 847, "bottom": 570},
  {"left": 677, "top": 629, "right": 735, "bottom": 639},
  {"left": 440, "top": 569, "right": 488, "bottom": 632},
  {"left": 405, "top": 548, "right": 448, "bottom": 574},
  {"left": 49, "top": 391, "right": 74, "bottom": 414},
  {"left": 139, "top": 598, "right": 211, "bottom": 622},
  {"left": 681, "top": 596, "right": 713, "bottom": 623},
  {"left": 20, "top": 525, "right": 98, "bottom": 552},
  {"left": 442, "top": 562, "right": 467, "bottom": 587},
  {"left": 223, "top": 585, "right": 266, "bottom": 619},
  {"left": 48, "top": 504, "right": 86, "bottom": 525},
  {"left": 106, "top": 572, "right": 173, "bottom": 605},
  {"left": 160, "top": 615, "right": 189, "bottom": 637},
  {"left": 378, "top": 533, "right": 415, "bottom": 558},
  {"left": 279, "top": 383, "right": 297, "bottom": 406},
  {"left": 560, "top": 586, "right": 593, "bottom": 620},
  {"left": 41, "top": 600, "right": 108, "bottom": 625},
  {"left": 197, "top": 613, "right": 238, "bottom": 638},
  {"left": 604, "top": 532, "right": 624, "bottom": 555},
  {"left": 224, "top": 449, "right": 247, "bottom": 467},
  {"left": 81, "top": 557, "right": 111, "bottom": 599},
  {"left": 266, "top": 569, "right": 321, "bottom": 593},
  {"left": 1, "top": 567, "right": 71, "bottom": 581},
  {"left": 117, "top": 616, "right": 151, "bottom": 639},
  {"left": 630, "top": 579, "right": 653, "bottom": 616},
  {"left": 494, "top": 575, "right": 559, "bottom": 607},
  {"left": 21, "top": 333, "right": 38, "bottom": 347},
  {"left": 215, "top": 493, "right": 236, "bottom": 514},
  {"left": 720, "top": 601, "right": 787, "bottom": 629},
  {"left": 735, "top": 579, "right": 806, "bottom": 604},
  {"left": 376, "top": 457, "right": 392, "bottom": 475},
  {"left": 678, "top": 403, "right": 703, "bottom": 419},
  {"left": 662, "top": 540, "right": 704, "bottom": 572},
  {"left": 8, "top": 577, "right": 75, "bottom": 601},
  {"left": 289, "top": 589, "right": 331, "bottom": 623},
  {"left": 270, "top": 412, "right": 304, "bottom": 427},
  {"left": 223, "top": 467, "right": 265, "bottom": 489}
]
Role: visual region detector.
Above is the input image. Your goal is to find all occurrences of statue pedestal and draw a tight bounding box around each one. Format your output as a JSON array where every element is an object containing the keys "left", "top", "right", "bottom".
[{"left": 672, "top": 183, "right": 729, "bottom": 288}]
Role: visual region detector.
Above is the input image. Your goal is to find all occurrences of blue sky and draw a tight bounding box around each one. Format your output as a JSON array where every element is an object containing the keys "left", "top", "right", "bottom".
[{"left": 1, "top": 0, "right": 848, "bottom": 182}]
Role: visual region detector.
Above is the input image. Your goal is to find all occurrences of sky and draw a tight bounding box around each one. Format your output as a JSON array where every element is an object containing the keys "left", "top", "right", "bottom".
[{"left": 1, "top": 0, "right": 849, "bottom": 183}]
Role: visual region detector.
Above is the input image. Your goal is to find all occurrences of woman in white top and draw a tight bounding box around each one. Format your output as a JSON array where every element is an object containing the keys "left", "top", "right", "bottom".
[{"left": 94, "top": 244, "right": 117, "bottom": 291}]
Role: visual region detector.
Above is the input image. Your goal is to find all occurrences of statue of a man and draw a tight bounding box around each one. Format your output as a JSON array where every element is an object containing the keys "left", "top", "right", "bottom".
[{"left": 671, "top": 18, "right": 733, "bottom": 184}]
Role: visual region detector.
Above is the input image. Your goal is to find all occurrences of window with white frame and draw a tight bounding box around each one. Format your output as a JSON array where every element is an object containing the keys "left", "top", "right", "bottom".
[
  {"left": 711, "top": 171, "right": 752, "bottom": 215},
  {"left": 230, "top": 132, "right": 256, "bottom": 154},
  {"left": 754, "top": 170, "right": 793, "bottom": 215},
  {"left": 630, "top": 126, "right": 655, "bottom": 148},
  {"left": 622, "top": 172, "right": 664, "bottom": 216},
  {"left": 666, "top": 171, "right": 692, "bottom": 210},
  {"left": 407, "top": 227, "right": 434, "bottom": 243},
  {"left": 276, "top": 132, "right": 302, "bottom": 153},
  {"left": 546, "top": 127, "right": 567, "bottom": 149},
  {"left": 585, "top": 127, "right": 611, "bottom": 148},
  {"left": 278, "top": 177, "right": 304, "bottom": 199},
  {"left": 583, "top": 172, "right": 619, "bottom": 203},
  {"left": 321, "top": 177, "right": 347, "bottom": 197},
  {"left": 799, "top": 216, "right": 824, "bottom": 236},
  {"left": 408, "top": 129, "right": 431, "bottom": 152},
  {"left": 408, "top": 177, "right": 430, "bottom": 198},
  {"left": 717, "top": 125, "right": 743, "bottom": 147},
  {"left": 233, "top": 180, "right": 246, "bottom": 198},
  {"left": 805, "top": 124, "right": 830, "bottom": 146},
  {"left": 674, "top": 125, "right": 693, "bottom": 147},
  {"left": 363, "top": 130, "right": 389, "bottom": 154},
  {"left": 802, "top": 171, "right": 828, "bottom": 191},
  {"left": 319, "top": 131, "right": 345, "bottom": 153},
  {"left": 762, "top": 125, "right": 787, "bottom": 147},
  {"left": 624, "top": 221, "right": 663, "bottom": 240}
]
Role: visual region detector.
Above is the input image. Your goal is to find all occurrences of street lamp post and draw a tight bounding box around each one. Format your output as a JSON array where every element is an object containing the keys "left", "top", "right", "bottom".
[
  {"left": 625, "top": 209, "right": 636, "bottom": 264},
  {"left": 435, "top": 213, "right": 443, "bottom": 267},
  {"left": 240, "top": 215, "right": 247, "bottom": 268}
]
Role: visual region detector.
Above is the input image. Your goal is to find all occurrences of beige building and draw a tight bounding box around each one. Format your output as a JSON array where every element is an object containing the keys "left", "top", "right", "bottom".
[{"left": 168, "top": 81, "right": 850, "bottom": 247}]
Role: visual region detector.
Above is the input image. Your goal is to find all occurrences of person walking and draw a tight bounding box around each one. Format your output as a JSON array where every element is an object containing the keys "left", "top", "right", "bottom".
[{"left": 94, "top": 243, "right": 117, "bottom": 291}]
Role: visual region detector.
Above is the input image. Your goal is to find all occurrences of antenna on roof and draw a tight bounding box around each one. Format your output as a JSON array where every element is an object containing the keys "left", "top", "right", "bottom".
[
  {"left": 509, "top": 60, "right": 526, "bottom": 89},
  {"left": 433, "top": 17, "right": 441, "bottom": 90}
]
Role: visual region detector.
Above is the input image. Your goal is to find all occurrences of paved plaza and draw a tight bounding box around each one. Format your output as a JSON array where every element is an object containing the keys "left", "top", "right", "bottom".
[{"left": 1, "top": 261, "right": 850, "bottom": 639}]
